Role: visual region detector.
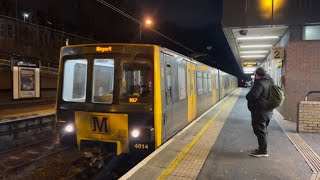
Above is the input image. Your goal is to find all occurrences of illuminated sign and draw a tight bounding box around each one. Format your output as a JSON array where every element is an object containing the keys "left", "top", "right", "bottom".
[
  {"left": 129, "top": 97, "right": 138, "bottom": 103},
  {"left": 243, "top": 62, "right": 258, "bottom": 67},
  {"left": 198, "top": 65, "right": 209, "bottom": 71},
  {"left": 272, "top": 47, "right": 285, "bottom": 60},
  {"left": 96, "top": 46, "right": 112, "bottom": 52}
]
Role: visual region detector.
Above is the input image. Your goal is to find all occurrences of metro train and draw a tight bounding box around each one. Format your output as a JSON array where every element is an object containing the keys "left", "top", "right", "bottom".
[{"left": 56, "top": 43, "right": 237, "bottom": 166}]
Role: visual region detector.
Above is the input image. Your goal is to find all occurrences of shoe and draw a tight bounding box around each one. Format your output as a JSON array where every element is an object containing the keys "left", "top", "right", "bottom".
[
  {"left": 251, "top": 151, "right": 269, "bottom": 157},
  {"left": 251, "top": 149, "right": 259, "bottom": 154}
]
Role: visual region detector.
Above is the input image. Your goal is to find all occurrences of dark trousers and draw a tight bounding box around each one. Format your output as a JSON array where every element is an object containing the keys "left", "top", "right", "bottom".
[{"left": 251, "top": 111, "right": 273, "bottom": 152}]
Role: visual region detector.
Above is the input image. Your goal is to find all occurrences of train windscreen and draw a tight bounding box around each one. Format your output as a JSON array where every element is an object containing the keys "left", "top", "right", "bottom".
[{"left": 61, "top": 51, "right": 153, "bottom": 104}]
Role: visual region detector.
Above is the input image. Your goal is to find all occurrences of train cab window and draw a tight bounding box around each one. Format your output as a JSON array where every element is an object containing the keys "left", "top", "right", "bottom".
[
  {"left": 178, "top": 66, "right": 186, "bottom": 100},
  {"left": 197, "top": 71, "right": 203, "bottom": 95},
  {"left": 120, "top": 62, "right": 152, "bottom": 102},
  {"left": 92, "top": 59, "right": 114, "bottom": 104},
  {"left": 62, "top": 59, "right": 87, "bottom": 102}
]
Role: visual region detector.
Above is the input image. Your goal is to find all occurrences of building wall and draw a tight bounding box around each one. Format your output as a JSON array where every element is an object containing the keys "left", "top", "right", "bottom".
[
  {"left": 0, "top": 18, "right": 94, "bottom": 68},
  {"left": 281, "top": 41, "right": 320, "bottom": 121},
  {"left": 298, "top": 101, "right": 320, "bottom": 133}
]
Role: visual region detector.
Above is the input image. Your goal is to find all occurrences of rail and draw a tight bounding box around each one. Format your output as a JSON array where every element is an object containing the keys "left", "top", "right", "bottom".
[{"left": 304, "top": 90, "right": 320, "bottom": 101}]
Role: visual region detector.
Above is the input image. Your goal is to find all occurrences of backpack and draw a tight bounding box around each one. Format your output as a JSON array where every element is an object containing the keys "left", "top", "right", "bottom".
[{"left": 266, "top": 83, "right": 285, "bottom": 110}]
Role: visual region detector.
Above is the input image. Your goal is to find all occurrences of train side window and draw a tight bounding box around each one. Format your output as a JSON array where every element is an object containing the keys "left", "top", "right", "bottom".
[
  {"left": 208, "top": 74, "right": 212, "bottom": 92},
  {"left": 166, "top": 64, "right": 172, "bottom": 104},
  {"left": 62, "top": 59, "right": 87, "bottom": 102},
  {"left": 197, "top": 71, "right": 203, "bottom": 95},
  {"left": 178, "top": 66, "right": 186, "bottom": 100},
  {"left": 203, "top": 73, "right": 208, "bottom": 94},
  {"left": 92, "top": 59, "right": 114, "bottom": 104}
]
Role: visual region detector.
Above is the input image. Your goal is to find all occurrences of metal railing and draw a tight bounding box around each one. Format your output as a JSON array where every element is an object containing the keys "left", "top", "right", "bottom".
[{"left": 304, "top": 90, "right": 320, "bottom": 101}]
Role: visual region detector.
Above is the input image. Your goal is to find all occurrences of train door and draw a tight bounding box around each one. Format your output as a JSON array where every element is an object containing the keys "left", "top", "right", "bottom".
[
  {"left": 163, "top": 57, "right": 174, "bottom": 140},
  {"left": 187, "top": 62, "right": 196, "bottom": 122}
]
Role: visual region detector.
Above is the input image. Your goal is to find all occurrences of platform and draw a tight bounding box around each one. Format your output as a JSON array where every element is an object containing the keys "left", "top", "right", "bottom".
[
  {"left": 0, "top": 103, "right": 55, "bottom": 123},
  {"left": 121, "top": 88, "right": 320, "bottom": 180}
]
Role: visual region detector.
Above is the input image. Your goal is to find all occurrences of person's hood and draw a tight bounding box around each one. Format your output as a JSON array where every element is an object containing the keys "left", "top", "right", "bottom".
[{"left": 260, "top": 74, "right": 274, "bottom": 84}]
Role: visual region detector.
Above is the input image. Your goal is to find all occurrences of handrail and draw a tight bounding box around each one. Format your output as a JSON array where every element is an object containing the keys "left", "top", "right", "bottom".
[{"left": 304, "top": 90, "right": 320, "bottom": 101}]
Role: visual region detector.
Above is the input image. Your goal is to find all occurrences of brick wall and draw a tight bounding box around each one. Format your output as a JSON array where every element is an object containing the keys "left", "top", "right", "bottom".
[
  {"left": 298, "top": 101, "right": 320, "bottom": 133},
  {"left": 280, "top": 41, "right": 320, "bottom": 121}
]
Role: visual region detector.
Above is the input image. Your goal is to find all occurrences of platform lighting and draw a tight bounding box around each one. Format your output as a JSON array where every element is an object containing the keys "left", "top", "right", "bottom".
[
  {"left": 241, "top": 55, "right": 266, "bottom": 58},
  {"left": 240, "top": 45, "right": 273, "bottom": 48},
  {"left": 240, "top": 51, "right": 268, "bottom": 54},
  {"left": 140, "top": 17, "right": 153, "bottom": 43},
  {"left": 237, "top": 36, "right": 279, "bottom": 40},
  {"left": 23, "top": 13, "right": 29, "bottom": 22},
  {"left": 145, "top": 19, "right": 152, "bottom": 26}
]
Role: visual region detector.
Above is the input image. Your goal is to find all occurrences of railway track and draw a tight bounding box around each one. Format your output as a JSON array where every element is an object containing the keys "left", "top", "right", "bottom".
[{"left": 0, "top": 137, "right": 71, "bottom": 177}]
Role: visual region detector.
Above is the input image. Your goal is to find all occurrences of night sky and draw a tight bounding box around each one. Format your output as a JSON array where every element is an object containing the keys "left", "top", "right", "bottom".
[{"left": 9, "top": 0, "right": 240, "bottom": 76}]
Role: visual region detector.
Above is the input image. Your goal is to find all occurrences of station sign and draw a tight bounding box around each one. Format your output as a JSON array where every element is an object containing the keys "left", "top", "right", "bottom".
[
  {"left": 243, "top": 62, "right": 258, "bottom": 67},
  {"left": 272, "top": 47, "right": 285, "bottom": 60},
  {"left": 11, "top": 56, "right": 41, "bottom": 99}
]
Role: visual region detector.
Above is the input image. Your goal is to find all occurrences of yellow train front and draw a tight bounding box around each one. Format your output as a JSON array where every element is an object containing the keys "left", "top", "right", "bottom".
[{"left": 56, "top": 44, "right": 237, "bottom": 162}]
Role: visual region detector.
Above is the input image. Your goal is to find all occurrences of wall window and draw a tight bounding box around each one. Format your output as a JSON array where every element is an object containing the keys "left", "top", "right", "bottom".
[
  {"left": 92, "top": 59, "right": 114, "bottom": 104},
  {"left": 208, "top": 74, "right": 212, "bottom": 92},
  {"left": 203, "top": 73, "right": 208, "bottom": 93},
  {"left": 178, "top": 66, "right": 186, "bottom": 100},
  {"left": 63, "top": 59, "right": 87, "bottom": 102},
  {"left": 197, "top": 71, "right": 203, "bottom": 95}
]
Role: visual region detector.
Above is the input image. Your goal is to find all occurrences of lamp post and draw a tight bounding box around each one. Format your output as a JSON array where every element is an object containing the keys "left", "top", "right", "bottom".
[
  {"left": 23, "top": 13, "right": 29, "bottom": 22},
  {"left": 139, "top": 18, "right": 153, "bottom": 43}
]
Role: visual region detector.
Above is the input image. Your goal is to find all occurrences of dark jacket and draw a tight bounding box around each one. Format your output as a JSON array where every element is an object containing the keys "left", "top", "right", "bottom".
[{"left": 246, "top": 75, "right": 274, "bottom": 112}]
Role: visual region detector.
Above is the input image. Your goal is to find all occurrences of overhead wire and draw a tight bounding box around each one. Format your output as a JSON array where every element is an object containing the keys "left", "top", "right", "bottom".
[{"left": 96, "top": 0, "right": 197, "bottom": 54}]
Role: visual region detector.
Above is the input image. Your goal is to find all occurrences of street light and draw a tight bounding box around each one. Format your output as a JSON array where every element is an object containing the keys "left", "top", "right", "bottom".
[
  {"left": 140, "top": 18, "right": 153, "bottom": 43},
  {"left": 23, "top": 13, "right": 29, "bottom": 22}
]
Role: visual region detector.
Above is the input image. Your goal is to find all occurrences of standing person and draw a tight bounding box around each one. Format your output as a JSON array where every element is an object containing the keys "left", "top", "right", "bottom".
[{"left": 246, "top": 67, "right": 274, "bottom": 157}]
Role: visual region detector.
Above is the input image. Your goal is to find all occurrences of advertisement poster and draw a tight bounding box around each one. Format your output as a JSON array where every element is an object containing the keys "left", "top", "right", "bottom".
[
  {"left": 19, "top": 68, "right": 36, "bottom": 98},
  {"left": 12, "top": 57, "right": 40, "bottom": 99}
]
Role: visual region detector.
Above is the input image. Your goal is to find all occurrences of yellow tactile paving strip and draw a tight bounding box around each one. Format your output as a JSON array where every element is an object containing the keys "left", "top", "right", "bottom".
[
  {"left": 274, "top": 111, "right": 320, "bottom": 180},
  {"left": 159, "top": 89, "right": 241, "bottom": 180}
]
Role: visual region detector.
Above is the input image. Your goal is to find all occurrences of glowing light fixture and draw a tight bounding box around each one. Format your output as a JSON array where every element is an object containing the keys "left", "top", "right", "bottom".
[
  {"left": 241, "top": 55, "right": 266, "bottom": 58},
  {"left": 240, "top": 45, "right": 273, "bottom": 48},
  {"left": 145, "top": 19, "right": 152, "bottom": 26},
  {"left": 240, "top": 51, "right": 268, "bottom": 54},
  {"left": 237, "top": 36, "right": 279, "bottom": 40}
]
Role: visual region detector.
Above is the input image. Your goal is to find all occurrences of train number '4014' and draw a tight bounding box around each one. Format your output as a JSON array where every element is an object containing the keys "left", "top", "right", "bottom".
[{"left": 134, "top": 144, "right": 148, "bottom": 149}]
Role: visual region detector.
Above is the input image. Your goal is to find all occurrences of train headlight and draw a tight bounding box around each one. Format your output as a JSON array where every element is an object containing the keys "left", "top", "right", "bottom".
[
  {"left": 64, "top": 124, "right": 74, "bottom": 133},
  {"left": 131, "top": 129, "right": 140, "bottom": 138}
]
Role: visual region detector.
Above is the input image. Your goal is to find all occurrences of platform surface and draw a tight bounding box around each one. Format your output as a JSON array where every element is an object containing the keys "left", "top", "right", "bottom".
[{"left": 121, "top": 88, "right": 320, "bottom": 180}]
